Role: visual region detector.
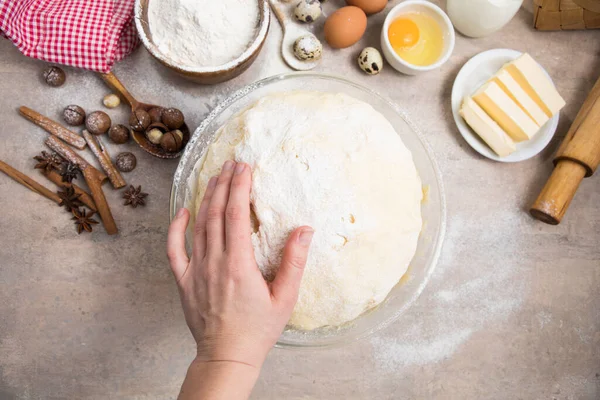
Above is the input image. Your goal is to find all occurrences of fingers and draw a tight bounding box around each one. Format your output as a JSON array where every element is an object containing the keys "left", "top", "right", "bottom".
[
  {"left": 206, "top": 160, "right": 236, "bottom": 255},
  {"left": 167, "top": 208, "right": 191, "bottom": 283},
  {"left": 193, "top": 176, "right": 218, "bottom": 260},
  {"left": 225, "top": 163, "right": 253, "bottom": 252},
  {"left": 271, "top": 227, "right": 314, "bottom": 309}
]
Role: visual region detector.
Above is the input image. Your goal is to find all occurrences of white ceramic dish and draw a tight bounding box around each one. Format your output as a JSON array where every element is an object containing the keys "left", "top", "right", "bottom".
[
  {"left": 170, "top": 73, "right": 446, "bottom": 348},
  {"left": 381, "top": 1, "right": 455, "bottom": 75},
  {"left": 452, "top": 48, "right": 559, "bottom": 163}
]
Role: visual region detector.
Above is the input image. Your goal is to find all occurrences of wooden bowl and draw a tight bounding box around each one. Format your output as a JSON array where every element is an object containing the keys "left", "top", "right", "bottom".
[{"left": 134, "top": 0, "right": 270, "bottom": 84}]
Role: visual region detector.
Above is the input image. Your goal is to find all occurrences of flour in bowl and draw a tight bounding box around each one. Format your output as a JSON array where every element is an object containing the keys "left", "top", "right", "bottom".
[
  {"left": 148, "top": 0, "right": 259, "bottom": 68},
  {"left": 193, "top": 91, "right": 423, "bottom": 330}
]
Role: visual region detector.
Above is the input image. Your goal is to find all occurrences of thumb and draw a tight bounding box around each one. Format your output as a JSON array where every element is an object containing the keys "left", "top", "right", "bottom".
[
  {"left": 271, "top": 227, "right": 314, "bottom": 309},
  {"left": 167, "top": 208, "right": 191, "bottom": 284}
]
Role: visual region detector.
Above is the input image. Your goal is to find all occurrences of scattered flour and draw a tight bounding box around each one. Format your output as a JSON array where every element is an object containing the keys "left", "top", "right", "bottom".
[
  {"left": 371, "top": 211, "right": 527, "bottom": 367},
  {"left": 536, "top": 310, "right": 552, "bottom": 329},
  {"left": 372, "top": 329, "right": 473, "bottom": 367},
  {"left": 148, "top": 0, "right": 259, "bottom": 68}
]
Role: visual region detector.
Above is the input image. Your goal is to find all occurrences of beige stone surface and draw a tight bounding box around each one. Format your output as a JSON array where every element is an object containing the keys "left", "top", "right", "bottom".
[{"left": 0, "top": 2, "right": 599, "bottom": 399}]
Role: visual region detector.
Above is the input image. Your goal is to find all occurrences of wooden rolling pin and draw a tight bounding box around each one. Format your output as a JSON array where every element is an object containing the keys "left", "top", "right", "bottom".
[{"left": 530, "top": 75, "right": 600, "bottom": 224}]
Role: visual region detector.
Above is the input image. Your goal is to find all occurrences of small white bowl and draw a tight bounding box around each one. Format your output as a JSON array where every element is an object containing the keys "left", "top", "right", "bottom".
[{"left": 381, "top": 1, "right": 455, "bottom": 75}]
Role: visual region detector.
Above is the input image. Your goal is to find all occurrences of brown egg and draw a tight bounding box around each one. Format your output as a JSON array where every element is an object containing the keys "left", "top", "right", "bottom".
[
  {"left": 346, "top": 0, "right": 387, "bottom": 15},
  {"left": 324, "top": 6, "right": 368, "bottom": 49}
]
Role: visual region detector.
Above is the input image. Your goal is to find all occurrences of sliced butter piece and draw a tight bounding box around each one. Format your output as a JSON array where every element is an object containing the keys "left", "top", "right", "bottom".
[
  {"left": 493, "top": 69, "right": 550, "bottom": 127},
  {"left": 460, "top": 97, "right": 516, "bottom": 158},
  {"left": 473, "top": 81, "right": 540, "bottom": 142},
  {"left": 504, "top": 53, "right": 566, "bottom": 117}
]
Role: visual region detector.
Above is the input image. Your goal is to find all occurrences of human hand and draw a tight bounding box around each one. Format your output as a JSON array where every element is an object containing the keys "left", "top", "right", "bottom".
[{"left": 167, "top": 160, "right": 314, "bottom": 368}]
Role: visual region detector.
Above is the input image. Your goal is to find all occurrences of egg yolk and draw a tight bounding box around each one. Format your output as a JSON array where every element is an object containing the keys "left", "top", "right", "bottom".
[{"left": 388, "top": 18, "right": 420, "bottom": 49}]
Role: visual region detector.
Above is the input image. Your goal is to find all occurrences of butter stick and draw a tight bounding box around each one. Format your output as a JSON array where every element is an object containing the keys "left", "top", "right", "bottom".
[
  {"left": 460, "top": 97, "right": 516, "bottom": 158},
  {"left": 504, "top": 53, "right": 566, "bottom": 118},
  {"left": 473, "top": 81, "right": 539, "bottom": 142}
]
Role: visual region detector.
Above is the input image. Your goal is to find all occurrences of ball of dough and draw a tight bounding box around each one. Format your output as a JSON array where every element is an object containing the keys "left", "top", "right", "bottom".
[{"left": 193, "top": 91, "right": 422, "bottom": 330}]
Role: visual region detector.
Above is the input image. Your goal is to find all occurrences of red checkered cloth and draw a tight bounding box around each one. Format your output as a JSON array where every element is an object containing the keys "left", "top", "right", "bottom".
[{"left": 0, "top": 0, "right": 139, "bottom": 73}]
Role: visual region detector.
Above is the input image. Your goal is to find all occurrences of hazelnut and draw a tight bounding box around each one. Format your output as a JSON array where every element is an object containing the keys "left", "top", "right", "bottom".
[
  {"left": 63, "top": 105, "right": 86, "bottom": 126},
  {"left": 103, "top": 94, "right": 121, "bottom": 109},
  {"left": 160, "top": 130, "right": 184, "bottom": 153},
  {"left": 85, "top": 111, "right": 111, "bottom": 135},
  {"left": 129, "top": 109, "right": 151, "bottom": 132},
  {"left": 148, "top": 107, "right": 164, "bottom": 123},
  {"left": 172, "top": 129, "right": 184, "bottom": 141},
  {"left": 115, "top": 152, "right": 137, "bottom": 172},
  {"left": 145, "top": 122, "right": 169, "bottom": 137},
  {"left": 146, "top": 128, "right": 164, "bottom": 145},
  {"left": 42, "top": 66, "right": 66, "bottom": 87},
  {"left": 108, "top": 124, "right": 130, "bottom": 144},
  {"left": 162, "top": 108, "right": 185, "bottom": 130}
]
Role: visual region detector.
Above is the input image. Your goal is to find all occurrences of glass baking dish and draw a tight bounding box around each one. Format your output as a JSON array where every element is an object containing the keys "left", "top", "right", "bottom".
[{"left": 170, "top": 72, "right": 446, "bottom": 348}]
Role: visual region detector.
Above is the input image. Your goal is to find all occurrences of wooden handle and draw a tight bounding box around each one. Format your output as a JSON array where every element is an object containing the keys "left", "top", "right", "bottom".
[
  {"left": 99, "top": 72, "right": 139, "bottom": 109},
  {"left": 554, "top": 75, "right": 600, "bottom": 176},
  {"left": 268, "top": 0, "right": 287, "bottom": 27},
  {"left": 0, "top": 160, "right": 61, "bottom": 204},
  {"left": 531, "top": 74, "right": 600, "bottom": 225},
  {"left": 530, "top": 160, "right": 587, "bottom": 224},
  {"left": 19, "top": 106, "right": 87, "bottom": 150}
]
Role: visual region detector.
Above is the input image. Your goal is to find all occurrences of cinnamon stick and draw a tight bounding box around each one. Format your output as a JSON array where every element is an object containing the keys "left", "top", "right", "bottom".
[
  {"left": 82, "top": 130, "right": 126, "bottom": 189},
  {"left": 19, "top": 106, "right": 87, "bottom": 150},
  {"left": 46, "top": 136, "right": 117, "bottom": 235},
  {"left": 0, "top": 160, "right": 61, "bottom": 204},
  {"left": 41, "top": 169, "right": 97, "bottom": 212},
  {"left": 44, "top": 135, "right": 106, "bottom": 180}
]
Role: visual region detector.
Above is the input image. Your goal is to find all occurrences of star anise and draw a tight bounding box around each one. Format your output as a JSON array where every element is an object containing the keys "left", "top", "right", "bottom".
[
  {"left": 72, "top": 208, "right": 99, "bottom": 234},
  {"left": 59, "top": 162, "right": 81, "bottom": 183},
  {"left": 34, "top": 151, "right": 64, "bottom": 171},
  {"left": 123, "top": 185, "right": 148, "bottom": 208},
  {"left": 57, "top": 186, "right": 84, "bottom": 212}
]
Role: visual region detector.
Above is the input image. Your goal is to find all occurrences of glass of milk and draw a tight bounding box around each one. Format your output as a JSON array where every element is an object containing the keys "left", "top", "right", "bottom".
[{"left": 446, "top": 0, "right": 524, "bottom": 38}]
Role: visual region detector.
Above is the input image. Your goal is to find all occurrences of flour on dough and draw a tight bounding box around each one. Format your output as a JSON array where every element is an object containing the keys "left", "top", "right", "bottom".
[{"left": 194, "top": 91, "right": 422, "bottom": 330}]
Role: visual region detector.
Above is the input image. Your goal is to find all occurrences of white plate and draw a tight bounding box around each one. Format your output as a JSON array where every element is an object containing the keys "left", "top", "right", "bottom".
[{"left": 451, "top": 48, "right": 559, "bottom": 163}]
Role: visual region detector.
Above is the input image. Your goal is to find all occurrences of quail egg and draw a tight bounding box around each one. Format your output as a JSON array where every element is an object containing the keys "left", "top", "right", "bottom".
[
  {"left": 295, "top": 0, "right": 322, "bottom": 23},
  {"left": 358, "top": 47, "right": 383, "bottom": 75},
  {"left": 293, "top": 35, "right": 323, "bottom": 61}
]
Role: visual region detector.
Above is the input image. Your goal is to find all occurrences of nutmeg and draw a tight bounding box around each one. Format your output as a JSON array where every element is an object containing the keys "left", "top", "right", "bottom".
[
  {"left": 162, "top": 108, "right": 185, "bottom": 130},
  {"left": 160, "top": 130, "right": 184, "bottom": 153},
  {"left": 172, "top": 129, "right": 183, "bottom": 141},
  {"left": 115, "top": 152, "right": 137, "bottom": 172},
  {"left": 63, "top": 105, "right": 86, "bottom": 126},
  {"left": 129, "top": 109, "right": 151, "bottom": 132},
  {"left": 148, "top": 107, "right": 164, "bottom": 124},
  {"left": 86, "top": 111, "right": 111, "bottom": 135},
  {"left": 42, "top": 66, "right": 66, "bottom": 87},
  {"left": 108, "top": 124, "right": 130, "bottom": 144}
]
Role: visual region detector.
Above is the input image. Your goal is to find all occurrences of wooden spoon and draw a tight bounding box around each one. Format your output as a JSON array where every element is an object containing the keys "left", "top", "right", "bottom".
[
  {"left": 99, "top": 72, "right": 190, "bottom": 159},
  {"left": 268, "top": 0, "right": 320, "bottom": 71}
]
